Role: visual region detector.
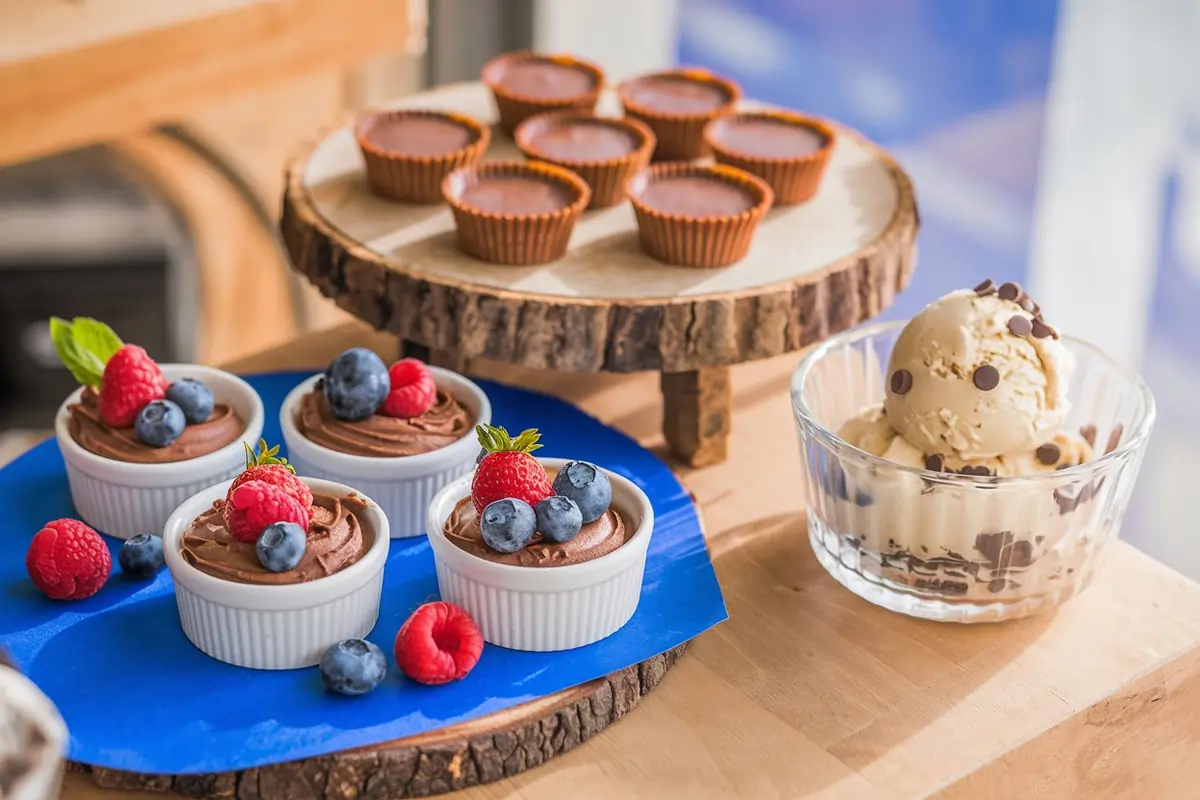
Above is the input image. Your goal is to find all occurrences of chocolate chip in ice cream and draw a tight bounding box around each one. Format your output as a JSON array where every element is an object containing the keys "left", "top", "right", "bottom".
[
  {"left": 890, "top": 369, "right": 913, "bottom": 395},
  {"left": 1018, "top": 295, "right": 1036, "bottom": 313},
  {"left": 973, "top": 278, "right": 996, "bottom": 296},
  {"left": 1007, "top": 315, "right": 1032, "bottom": 336},
  {"left": 1105, "top": 424, "right": 1124, "bottom": 454},
  {"left": 1036, "top": 442, "right": 1061, "bottom": 465},
  {"left": 998, "top": 281, "right": 1021, "bottom": 301},
  {"left": 972, "top": 364, "right": 1000, "bottom": 391},
  {"left": 924, "top": 453, "right": 944, "bottom": 472},
  {"left": 1031, "top": 319, "right": 1055, "bottom": 339}
]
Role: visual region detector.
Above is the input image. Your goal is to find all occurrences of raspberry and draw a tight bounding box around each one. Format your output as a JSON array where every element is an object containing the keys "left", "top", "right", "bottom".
[
  {"left": 228, "top": 441, "right": 313, "bottom": 513},
  {"left": 394, "top": 602, "right": 483, "bottom": 685},
  {"left": 26, "top": 519, "right": 112, "bottom": 601},
  {"left": 379, "top": 359, "right": 437, "bottom": 418},
  {"left": 98, "top": 345, "right": 166, "bottom": 427},
  {"left": 223, "top": 480, "right": 311, "bottom": 543},
  {"left": 471, "top": 425, "right": 553, "bottom": 516}
]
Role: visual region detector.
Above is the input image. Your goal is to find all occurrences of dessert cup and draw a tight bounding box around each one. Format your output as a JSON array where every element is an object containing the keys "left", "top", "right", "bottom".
[
  {"left": 427, "top": 458, "right": 654, "bottom": 651},
  {"left": 54, "top": 364, "right": 264, "bottom": 541},
  {"left": 704, "top": 110, "right": 837, "bottom": 205},
  {"left": 481, "top": 51, "right": 606, "bottom": 135},
  {"left": 442, "top": 160, "right": 591, "bottom": 265},
  {"left": 163, "top": 477, "right": 390, "bottom": 669},
  {"left": 513, "top": 111, "right": 656, "bottom": 208},
  {"left": 616, "top": 68, "right": 742, "bottom": 161},
  {"left": 355, "top": 109, "right": 491, "bottom": 204},
  {"left": 627, "top": 162, "right": 773, "bottom": 268},
  {"left": 280, "top": 368, "right": 491, "bottom": 538},
  {"left": 791, "top": 321, "right": 1156, "bottom": 623}
]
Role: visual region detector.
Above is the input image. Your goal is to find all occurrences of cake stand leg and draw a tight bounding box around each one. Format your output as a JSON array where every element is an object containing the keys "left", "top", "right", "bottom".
[
  {"left": 661, "top": 367, "right": 731, "bottom": 468},
  {"left": 400, "top": 340, "right": 471, "bottom": 374}
]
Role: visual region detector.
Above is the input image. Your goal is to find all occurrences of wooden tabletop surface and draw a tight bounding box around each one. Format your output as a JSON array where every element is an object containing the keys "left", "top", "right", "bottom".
[{"left": 64, "top": 322, "right": 1200, "bottom": 799}]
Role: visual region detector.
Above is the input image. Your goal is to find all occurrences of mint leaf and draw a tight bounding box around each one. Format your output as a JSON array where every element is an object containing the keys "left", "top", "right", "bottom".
[
  {"left": 71, "top": 317, "right": 123, "bottom": 364},
  {"left": 48, "top": 317, "right": 104, "bottom": 388}
]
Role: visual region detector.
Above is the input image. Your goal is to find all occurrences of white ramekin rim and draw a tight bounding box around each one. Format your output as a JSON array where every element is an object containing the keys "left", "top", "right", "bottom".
[
  {"left": 426, "top": 457, "right": 655, "bottom": 590},
  {"left": 53, "top": 364, "right": 265, "bottom": 486},
  {"left": 162, "top": 476, "right": 390, "bottom": 610},
  {"left": 278, "top": 368, "right": 492, "bottom": 479}
]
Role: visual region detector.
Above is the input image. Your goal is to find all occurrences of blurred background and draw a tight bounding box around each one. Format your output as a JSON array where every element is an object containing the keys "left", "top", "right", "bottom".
[{"left": 1, "top": 0, "right": 1197, "bottom": 574}]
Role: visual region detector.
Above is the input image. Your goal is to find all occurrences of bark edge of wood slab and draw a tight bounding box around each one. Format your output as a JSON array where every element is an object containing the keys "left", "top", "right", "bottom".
[{"left": 75, "top": 644, "right": 686, "bottom": 799}]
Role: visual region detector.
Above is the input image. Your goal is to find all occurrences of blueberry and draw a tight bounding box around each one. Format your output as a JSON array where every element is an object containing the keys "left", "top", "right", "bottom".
[
  {"left": 135, "top": 400, "right": 186, "bottom": 447},
  {"left": 118, "top": 534, "right": 164, "bottom": 579},
  {"left": 480, "top": 498, "right": 536, "bottom": 554},
  {"left": 166, "top": 378, "right": 214, "bottom": 424},
  {"left": 256, "top": 522, "right": 307, "bottom": 573},
  {"left": 323, "top": 348, "right": 390, "bottom": 421},
  {"left": 534, "top": 496, "right": 583, "bottom": 543},
  {"left": 551, "top": 461, "right": 612, "bottom": 524},
  {"left": 319, "top": 639, "right": 387, "bottom": 696}
]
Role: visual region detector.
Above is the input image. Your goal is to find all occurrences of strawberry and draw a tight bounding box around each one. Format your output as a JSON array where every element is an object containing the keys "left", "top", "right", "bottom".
[
  {"left": 49, "top": 317, "right": 165, "bottom": 428},
  {"left": 379, "top": 358, "right": 437, "bottom": 418},
  {"left": 471, "top": 424, "right": 553, "bottom": 516},
  {"left": 223, "top": 480, "right": 311, "bottom": 543},
  {"left": 228, "top": 440, "right": 313, "bottom": 514}
]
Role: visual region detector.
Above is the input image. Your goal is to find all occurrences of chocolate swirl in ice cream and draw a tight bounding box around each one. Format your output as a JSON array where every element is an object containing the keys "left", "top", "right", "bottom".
[
  {"left": 442, "top": 496, "right": 630, "bottom": 567},
  {"left": 68, "top": 388, "right": 244, "bottom": 464},
  {"left": 295, "top": 387, "right": 473, "bottom": 457},
  {"left": 180, "top": 493, "right": 372, "bottom": 586}
]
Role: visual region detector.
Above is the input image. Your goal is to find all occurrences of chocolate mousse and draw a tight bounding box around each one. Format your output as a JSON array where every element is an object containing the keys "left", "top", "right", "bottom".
[
  {"left": 705, "top": 111, "right": 836, "bottom": 205},
  {"left": 355, "top": 109, "right": 490, "bottom": 204},
  {"left": 708, "top": 117, "right": 828, "bottom": 159},
  {"left": 523, "top": 119, "right": 639, "bottom": 161},
  {"left": 622, "top": 75, "right": 733, "bottom": 115},
  {"left": 482, "top": 52, "right": 605, "bottom": 134},
  {"left": 514, "top": 114, "right": 655, "bottom": 208},
  {"left": 358, "top": 113, "right": 477, "bottom": 157},
  {"left": 617, "top": 69, "right": 742, "bottom": 161},
  {"left": 181, "top": 492, "right": 372, "bottom": 585},
  {"left": 491, "top": 60, "right": 598, "bottom": 100},
  {"left": 458, "top": 174, "right": 576, "bottom": 215},
  {"left": 69, "top": 387, "right": 244, "bottom": 464},
  {"left": 637, "top": 175, "right": 757, "bottom": 217},
  {"left": 295, "top": 387, "right": 473, "bottom": 458},
  {"left": 443, "top": 496, "right": 629, "bottom": 567}
]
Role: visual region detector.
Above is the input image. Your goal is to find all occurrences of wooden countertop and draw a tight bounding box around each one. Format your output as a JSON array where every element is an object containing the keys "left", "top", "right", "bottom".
[
  {"left": 65, "top": 322, "right": 1200, "bottom": 799},
  {"left": 0, "top": 0, "right": 412, "bottom": 166}
]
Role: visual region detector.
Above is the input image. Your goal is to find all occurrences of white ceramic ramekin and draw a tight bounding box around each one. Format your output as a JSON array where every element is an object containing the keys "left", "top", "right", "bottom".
[
  {"left": 162, "top": 477, "right": 390, "bottom": 670},
  {"left": 280, "top": 368, "right": 492, "bottom": 538},
  {"left": 54, "top": 364, "right": 265, "bottom": 541},
  {"left": 427, "top": 458, "right": 654, "bottom": 652}
]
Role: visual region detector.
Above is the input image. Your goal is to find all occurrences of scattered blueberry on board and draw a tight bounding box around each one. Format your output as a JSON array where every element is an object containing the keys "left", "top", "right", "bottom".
[
  {"left": 118, "top": 534, "right": 165, "bottom": 580},
  {"left": 551, "top": 461, "right": 612, "bottom": 524},
  {"left": 135, "top": 400, "right": 186, "bottom": 447},
  {"left": 324, "top": 347, "right": 390, "bottom": 421},
  {"left": 534, "top": 495, "right": 583, "bottom": 543},
  {"left": 256, "top": 522, "right": 308, "bottom": 573},
  {"left": 480, "top": 498, "right": 537, "bottom": 554},
  {"left": 166, "top": 378, "right": 214, "bottom": 424},
  {"left": 320, "top": 639, "right": 388, "bottom": 696}
]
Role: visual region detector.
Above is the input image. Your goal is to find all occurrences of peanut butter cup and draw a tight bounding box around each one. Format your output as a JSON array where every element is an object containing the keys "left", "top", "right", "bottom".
[
  {"left": 627, "top": 162, "right": 772, "bottom": 268},
  {"left": 616, "top": 68, "right": 742, "bottom": 162},
  {"left": 514, "top": 112, "right": 655, "bottom": 208},
  {"left": 442, "top": 161, "right": 591, "bottom": 265},
  {"left": 704, "top": 111, "right": 837, "bottom": 205},
  {"left": 355, "top": 109, "right": 490, "bottom": 204},
  {"left": 481, "top": 51, "right": 605, "bottom": 135}
]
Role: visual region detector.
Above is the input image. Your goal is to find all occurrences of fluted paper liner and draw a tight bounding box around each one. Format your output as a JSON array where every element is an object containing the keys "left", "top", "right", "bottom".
[
  {"left": 514, "top": 112, "right": 655, "bottom": 208},
  {"left": 704, "top": 111, "right": 837, "bottom": 205},
  {"left": 482, "top": 52, "right": 606, "bottom": 135},
  {"left": 627, "top": 162, "right": 773, "bottom": 269},
  {"left": 617, "top": 68, "right": 742, "bottom": 162},
  {"left": 442, "top": 161, "right": 591, "bottom": 266},
  {"left": 355, "top": 109, "right": 491, "bottom": 204}
]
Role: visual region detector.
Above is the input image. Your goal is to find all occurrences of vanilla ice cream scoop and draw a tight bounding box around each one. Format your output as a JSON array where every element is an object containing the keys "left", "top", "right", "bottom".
[{"left": 882, "top": 281, "right": 1074, "bottom": 459}]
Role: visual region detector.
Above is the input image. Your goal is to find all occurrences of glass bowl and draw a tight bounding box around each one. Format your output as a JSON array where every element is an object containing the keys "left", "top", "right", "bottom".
[{"left": 790, "top": 321, "right": 1156, "bottom": 623}]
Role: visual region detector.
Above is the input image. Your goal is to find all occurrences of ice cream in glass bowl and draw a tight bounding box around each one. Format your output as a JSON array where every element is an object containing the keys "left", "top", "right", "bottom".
[{"left": 791, "top": 281, "right": 1156, "bottom": 622}]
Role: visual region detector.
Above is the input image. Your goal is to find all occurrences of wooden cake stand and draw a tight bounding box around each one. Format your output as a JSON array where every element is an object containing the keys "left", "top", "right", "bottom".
[{"left": 280, "top": 82, "right": 918, "bottom": 467}]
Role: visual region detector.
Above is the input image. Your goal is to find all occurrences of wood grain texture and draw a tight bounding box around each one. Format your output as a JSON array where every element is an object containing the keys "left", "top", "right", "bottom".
[
  {"left": 280, "top": 83, "right": 919, "bottom": 375},
  {"left": 662, "top": 367, "right": 732, "bottom": 468},
  {"left": 63, "top": 324, "right": 1200, "bottom": 799}
]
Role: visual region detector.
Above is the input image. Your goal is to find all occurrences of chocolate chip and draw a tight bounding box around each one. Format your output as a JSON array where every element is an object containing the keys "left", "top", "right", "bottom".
[
  {"left": 1036, "top": 443, "right": 1060, "bottom": 465},
  {"left": 1105, "top": 424, "right": 1124, "bottom": 454},
  {"left": 998, "top": 281, "right": 1021, "bottom": 301},
  {"left": 1080, "top": 424, "right": 1097, "bottom": 447},
  {"left": 1018, "top": 296, "right": 1036, "bottom": 313},
  {"left": 973, "top": 364, "right": 1000, "bottom": 391},
  {"left": 973, "top": 278, "right": 997, "bottom": 296},
  {"left": 924, "top": 454, "right": 944, "bottom": 472},
  {"left": 890, "top": 369, "right": 913, "bottom": 395},
  {"left": 961, "top": 465, "right": 993, "bottom": 476},
  {"left": 1007, "top": 315, "right": 1032, "bottom": 336},
  {"left": 1030, "top": 319, "right": 1053, "bottom": 339},
  {"left": 1032, "top": 302, "right": 1043, "bottom": 319}
]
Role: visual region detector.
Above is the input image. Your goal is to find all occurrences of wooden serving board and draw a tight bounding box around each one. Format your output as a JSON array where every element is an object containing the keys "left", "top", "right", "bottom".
[{"left": 280, "top": 82, "right": 919, "bottom": 467}]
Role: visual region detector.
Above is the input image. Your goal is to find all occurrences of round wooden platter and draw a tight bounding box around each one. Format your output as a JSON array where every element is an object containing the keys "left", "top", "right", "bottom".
[
  {"left": 75, "top": 644, "right": 686, "bottom": 799},
  {"left": 281, "top": 82, "right": 919, "bottom": 466}
]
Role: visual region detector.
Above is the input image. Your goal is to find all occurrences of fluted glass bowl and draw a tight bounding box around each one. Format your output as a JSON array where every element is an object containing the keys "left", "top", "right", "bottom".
[{"left": 790, "top": 321, "right": 1156, "bottom": 623}]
